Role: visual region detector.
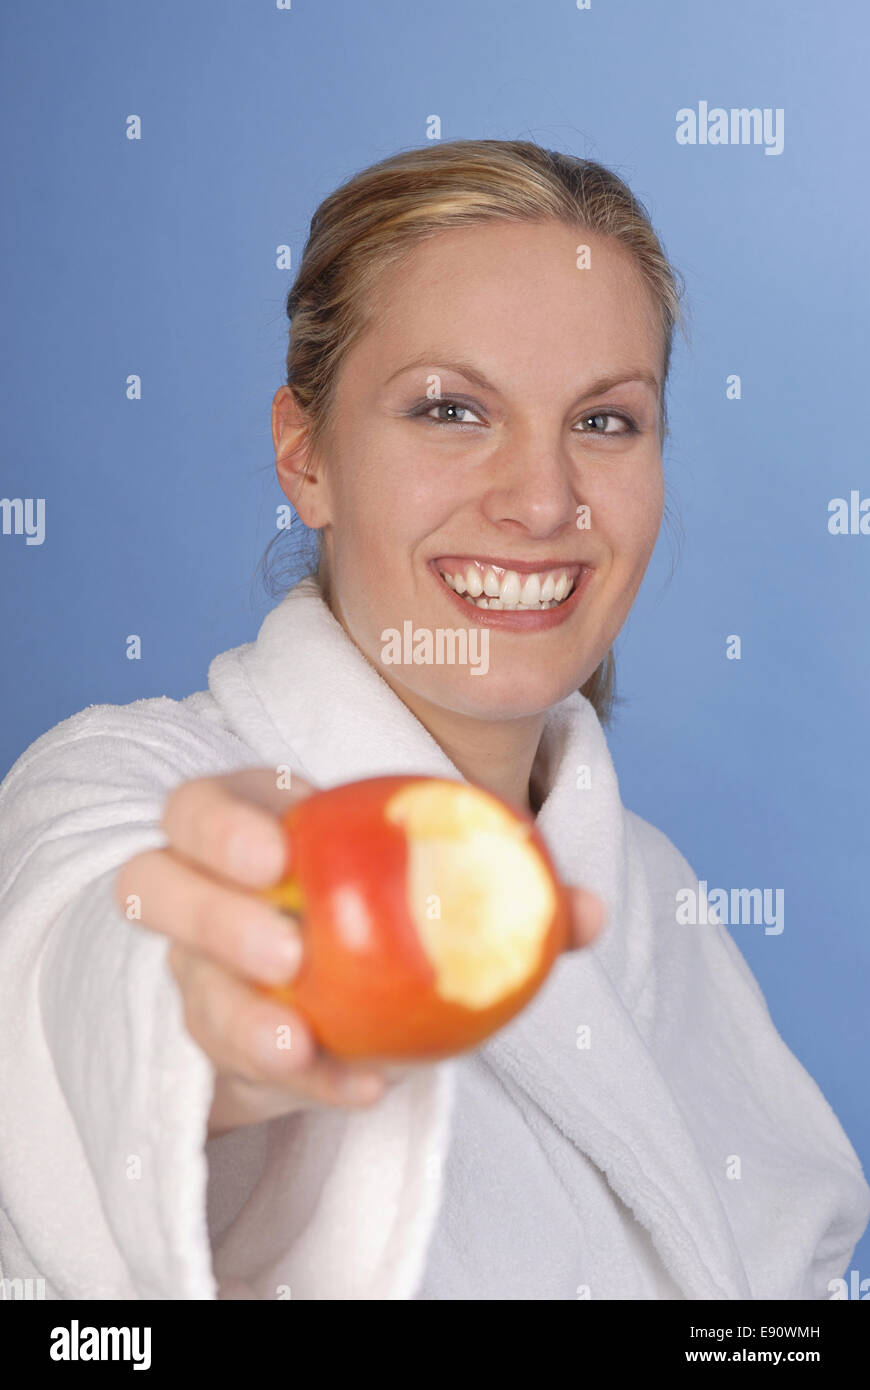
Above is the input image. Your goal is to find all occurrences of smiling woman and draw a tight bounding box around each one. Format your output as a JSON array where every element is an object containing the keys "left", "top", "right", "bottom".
[
  {"left": 269, "top": 232, "right": 670, "bottom": 810},
  {"left": 263, "top": 142, "right": 685, "bottom": 740},
  {"left": 0, "top": 138, "right": 867, "bottom": 1304}
]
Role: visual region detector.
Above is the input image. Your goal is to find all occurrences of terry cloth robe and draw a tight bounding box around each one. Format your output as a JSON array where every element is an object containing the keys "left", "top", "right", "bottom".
[{"left": 0, "top": 575, "right": 867, "bottom": 1301}]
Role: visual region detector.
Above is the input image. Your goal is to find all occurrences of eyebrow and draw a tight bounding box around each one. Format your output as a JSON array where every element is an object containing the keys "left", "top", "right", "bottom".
[{"left": 386, "top": 356, "right": 661, "bottom": 401}]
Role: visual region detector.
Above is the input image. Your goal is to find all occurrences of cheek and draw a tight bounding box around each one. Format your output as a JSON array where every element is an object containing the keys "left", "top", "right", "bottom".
[
  {"left": 329, "top": 468, "right": 403, "bottom": 569},
  {"left": 332, "top": 435, "right": 441, "bottom": 544},
  {"left": 327, "top": 463, "right": 431, "bottom": 621},
  {"left": 604, "top": 463, "right": 664, "bottom": 570}
]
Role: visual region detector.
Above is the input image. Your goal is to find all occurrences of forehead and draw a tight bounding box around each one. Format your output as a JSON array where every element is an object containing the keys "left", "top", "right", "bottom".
[{"left": 346, "top": 220, "right": 663, "bottom": 389}]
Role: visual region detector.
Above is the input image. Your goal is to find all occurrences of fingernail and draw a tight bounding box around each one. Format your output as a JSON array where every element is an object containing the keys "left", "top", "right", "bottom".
[{"left": 243, "top": 917, "right": 303, "bottom": 983}]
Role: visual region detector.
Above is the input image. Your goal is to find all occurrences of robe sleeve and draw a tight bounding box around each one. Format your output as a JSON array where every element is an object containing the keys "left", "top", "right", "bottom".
[
  {"left": 0, "top": 698, "right": 453, "bottom": 1301},
  {"left": 0, "top": 699, "right": 258, "bottom": 1298}
]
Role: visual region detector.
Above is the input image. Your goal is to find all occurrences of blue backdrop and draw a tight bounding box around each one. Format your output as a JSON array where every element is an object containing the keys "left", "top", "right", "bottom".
[{"left": 2, "top": 0, "right": 867, "bottom": 1285}]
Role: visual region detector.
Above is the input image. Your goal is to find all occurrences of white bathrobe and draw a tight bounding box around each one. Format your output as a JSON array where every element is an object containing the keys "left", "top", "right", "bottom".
[{"left": 0, "top": 575, "right": 866, "bottom": 1300}]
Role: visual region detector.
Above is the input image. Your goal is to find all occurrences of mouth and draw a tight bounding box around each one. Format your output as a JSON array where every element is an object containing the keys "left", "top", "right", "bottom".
[{"left": 428, "top": 556, "right": 593, "bottom": 630}]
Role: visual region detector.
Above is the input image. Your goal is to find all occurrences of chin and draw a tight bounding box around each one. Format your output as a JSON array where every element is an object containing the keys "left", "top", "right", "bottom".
[{"left": 409, "top": 665, "right": 584, "bottom": 721}]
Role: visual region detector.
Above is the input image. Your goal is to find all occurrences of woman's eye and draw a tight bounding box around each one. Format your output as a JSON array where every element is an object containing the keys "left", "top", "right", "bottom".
[
  {"left": 418, "top": 398, "right": 485, "bottom": 427},
  {"left": 575, "top": 411, "right": 634, "bottom": 435},
  {"left": 410, "top": 400, "right": 636, "bottom": 434}
]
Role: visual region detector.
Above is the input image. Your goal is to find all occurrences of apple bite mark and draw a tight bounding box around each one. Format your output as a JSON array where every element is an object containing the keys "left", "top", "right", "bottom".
[
  {"left": 257, "top": 774, "right": 569, "bottom": 1061},
  {"left": 384, "top": 781, "right": 557, "bottom": 1009}
]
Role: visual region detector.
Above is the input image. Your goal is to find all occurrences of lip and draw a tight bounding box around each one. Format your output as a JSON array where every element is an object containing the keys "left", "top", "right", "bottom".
[{"left": 427, "top": 559, "right": 594, "bottom": 632}]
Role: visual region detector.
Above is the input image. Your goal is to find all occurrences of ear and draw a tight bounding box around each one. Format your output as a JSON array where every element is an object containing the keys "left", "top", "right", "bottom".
[{"left": 271, "top": 385, "right": 331, "bottom": 528}]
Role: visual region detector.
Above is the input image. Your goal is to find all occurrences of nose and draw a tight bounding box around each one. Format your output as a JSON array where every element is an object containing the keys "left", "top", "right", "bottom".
[{"left": 478, "top": 437, "right": 583, "bottom": 539}]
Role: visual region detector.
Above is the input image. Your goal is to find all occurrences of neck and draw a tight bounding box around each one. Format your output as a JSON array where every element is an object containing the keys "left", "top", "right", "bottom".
[
  {"left": 322, "top": 580, "right": 548, "bottom": 815},
  {"left": 380, "top": 674, "right": 547, "bottom": 818}
]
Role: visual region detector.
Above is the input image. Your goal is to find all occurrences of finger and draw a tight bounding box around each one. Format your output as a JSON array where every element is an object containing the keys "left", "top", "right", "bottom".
[
  {"left": 564, "top": 885, "right": 606, "bottom": 950},
  {"left": 218, "top": 767, "right": 317, "bottom": 817},
  {"left": 116, "top": 847, "right": 303, "bottom": 985},
  {"left": 160, "top": 769, "right": 316, "bottom": 889},
  {"left": 209, "top": 1065, "right": 385, "bottom": 1134},
  {"left": 177, "top": 952, "right": 388, "bottom": 1106}
]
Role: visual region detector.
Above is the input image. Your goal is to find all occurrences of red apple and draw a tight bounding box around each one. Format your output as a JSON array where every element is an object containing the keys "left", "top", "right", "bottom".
[{"left": 258, "top": 774, "right": 570, "bottom": 1062}]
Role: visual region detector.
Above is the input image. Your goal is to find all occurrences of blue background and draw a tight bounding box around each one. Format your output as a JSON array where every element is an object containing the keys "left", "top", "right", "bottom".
[{"left": 2, "top": 1, "right": 867, "bottom": 1283}]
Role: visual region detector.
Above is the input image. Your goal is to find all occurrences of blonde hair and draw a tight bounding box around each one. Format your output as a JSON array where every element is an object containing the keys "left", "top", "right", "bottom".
[{"left": 262, "top": 138, "right": 689, "bottom": 724}]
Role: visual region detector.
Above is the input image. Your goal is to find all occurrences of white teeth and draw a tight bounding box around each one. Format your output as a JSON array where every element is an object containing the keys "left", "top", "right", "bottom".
[
  {"left": 461, "top": 595, "right": 562, "bottom": 610},
  {"left": 438, "top": 561, "right": 580, "bottom": 612},
  {"left": 465, "top": 565, "right": 483, "bottom": 597},
  {"left": 519, "top": 573, "right": 541, "bottom": 605},
  {"left": 499, "top": 571, "right": 522, "bottom": 606}
]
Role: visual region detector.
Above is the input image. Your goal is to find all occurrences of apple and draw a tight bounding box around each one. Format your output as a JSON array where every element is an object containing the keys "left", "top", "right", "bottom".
[{"left": 258, "top": 774, "right": 570, "bottom": 1062}]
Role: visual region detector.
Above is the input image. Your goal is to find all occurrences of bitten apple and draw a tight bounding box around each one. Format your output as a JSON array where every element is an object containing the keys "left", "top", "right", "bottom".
[{"left": 258, "top": 774, "right": 570, "bottom": 1062}]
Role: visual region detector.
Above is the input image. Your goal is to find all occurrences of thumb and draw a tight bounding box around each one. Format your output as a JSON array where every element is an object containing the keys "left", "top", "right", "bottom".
[{"left": 564, "top": 885, "right": 607, "bottom": 951}]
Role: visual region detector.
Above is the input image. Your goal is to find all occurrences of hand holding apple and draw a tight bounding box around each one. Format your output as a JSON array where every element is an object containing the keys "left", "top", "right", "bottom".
[
  {"left": 125, "top": 766, "right": 603, "bottom": 1135},
  {"left": 259, "top": 774, "right": 587, "bottom": 1063}
]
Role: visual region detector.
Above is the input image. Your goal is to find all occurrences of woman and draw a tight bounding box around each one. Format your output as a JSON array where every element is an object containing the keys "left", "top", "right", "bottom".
[{"left": 0, "top": 140, "right": 866, "bottom": 1301}]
